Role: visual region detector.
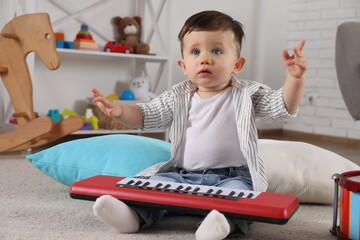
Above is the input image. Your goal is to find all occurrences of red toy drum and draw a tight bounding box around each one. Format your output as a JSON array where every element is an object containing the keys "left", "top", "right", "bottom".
[{"left": 337, "top": 171, "right": 360, "bottom": 239}]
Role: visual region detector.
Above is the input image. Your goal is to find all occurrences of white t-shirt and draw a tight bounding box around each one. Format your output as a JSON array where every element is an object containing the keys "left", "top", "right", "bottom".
[{"left": 178, "top": 87, "right": 247, "bottom": 170}]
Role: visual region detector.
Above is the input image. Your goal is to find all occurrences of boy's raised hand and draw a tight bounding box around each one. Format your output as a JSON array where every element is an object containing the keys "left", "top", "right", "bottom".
[
  {"left": 92, "top": 88, "right": 122, "bottom": 118},
  {"left": 283, "top": 40, "right": 308, "bottom": 79}
]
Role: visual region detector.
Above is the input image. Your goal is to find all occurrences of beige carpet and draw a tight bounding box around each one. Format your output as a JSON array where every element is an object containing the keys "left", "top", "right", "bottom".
[{"left": 0, "top": 151, "right": 337, "bottom": 240}]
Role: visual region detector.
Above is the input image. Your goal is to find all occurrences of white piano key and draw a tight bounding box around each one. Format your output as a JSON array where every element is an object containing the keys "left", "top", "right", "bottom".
[{"left": 117, "top": 178, "right": 260, "bottom": 199}]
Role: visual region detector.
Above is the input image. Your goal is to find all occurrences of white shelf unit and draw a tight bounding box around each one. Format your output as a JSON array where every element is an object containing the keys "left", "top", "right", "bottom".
[
  {"left": 56, "top": 48, "right": 170, "bottom": 97},
  {"left": 31, "top": 0, "right": 172, "bottom": 138},
  {"left": 57, "top": 48, "right": 170, "bottom": 61}
]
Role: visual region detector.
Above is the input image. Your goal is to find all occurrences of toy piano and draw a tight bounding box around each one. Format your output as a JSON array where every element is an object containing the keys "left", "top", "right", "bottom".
[{"left": 70, "top": 175, "right": 299, "bottom": 224}]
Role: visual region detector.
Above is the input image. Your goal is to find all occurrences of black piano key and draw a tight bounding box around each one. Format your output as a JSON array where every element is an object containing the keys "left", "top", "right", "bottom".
[
  {"left": 175, "top": 185, "right": 183, "bottom": 192},
  {"left": 205, "top": 189, "right": 214, "bottom": 196},
  {"left": 247, "top": 193, "right": 254, "bottom": 198},
  {"left": 238, "top": 192, "right": 244, "bottom": 198},
  {"left": 155, "top": 183, "right": 163, "bottom": 190},
  {"left": 225, "top": 191, "right": 238, "bottom": 199},
  {"left": 127, "top": 180, "right": 135, "bottom": 185},
  {"left": 184, "top": 186, "right": 192, "bottom": 192},
  {"left": 213, "top": 189, "right": 222, "bottom": 198},
  {"left": 143, "top": 182, "right": 150, "bottom": 187},
  {"left": 164, "top": 184, "right": 171, "bottom": 191},
  {"left": 192, "top": 187, "right": 200, "bottom": 195},
  {"left": 139, "top": 181, "right": 150, "bottom": 189}
]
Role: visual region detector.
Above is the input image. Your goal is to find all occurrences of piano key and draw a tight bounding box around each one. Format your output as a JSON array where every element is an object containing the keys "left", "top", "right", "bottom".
[
  {"left": 117, "top": 178, "right": 260, "bottom": 199},
  {"left": 205, "top": 189, "right": 214, "bottom": 196},
  {"left": 192, "top": 187, "right": 200, "bottom": 195},
  {"left": 184, "top": 186, "right": 192, "bottom": 191},
  {"left": 222, "top": 189, "right": 241, "bottom": 198},
  {"left": 143, "top": 182, "right": 151, "bottom": 187},
  {"left": 228, "top": 191, "right": 236, "bottom": 197},
  {"left": 146, "top": 181, "right": 160, "bottom": 188},
  {"left": 247, "top": 193, "right": 254, "bottom": 198},
  {"left": 215, "top": 189, "right": 223, "bottom": 195},
  {"left": 127, "top": 179, "right": 135, "bottom": 185},
  {"left": 155, "top": 183, "right": 163, "bottom": 189}
]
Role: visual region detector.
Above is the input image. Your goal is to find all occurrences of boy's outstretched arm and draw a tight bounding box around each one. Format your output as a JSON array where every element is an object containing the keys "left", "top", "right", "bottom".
[
  {"left": 91, "top": 88, "right": 144, "bottom": 129},
  {"left": 282, "top": 40, "right": 308, "bottom": 114}
]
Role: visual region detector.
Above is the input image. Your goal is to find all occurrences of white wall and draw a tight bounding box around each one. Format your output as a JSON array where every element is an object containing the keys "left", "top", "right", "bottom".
[
  {"left": 282, "top": 0, "right": 360, "bottom": 139},
  {"left": 249, "top": 0, "right": 290, "bottom": 129}
]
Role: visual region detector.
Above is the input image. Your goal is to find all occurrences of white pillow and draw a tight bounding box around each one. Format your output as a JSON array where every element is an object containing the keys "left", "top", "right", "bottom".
[{"left": 259, "top": 139, "right": 359, "bottom": 204}]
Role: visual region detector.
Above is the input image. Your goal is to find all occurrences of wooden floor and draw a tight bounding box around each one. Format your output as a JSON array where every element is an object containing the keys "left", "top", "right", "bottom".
[{"left": 261, "top": 130, "right": 360, "bottom": 165}]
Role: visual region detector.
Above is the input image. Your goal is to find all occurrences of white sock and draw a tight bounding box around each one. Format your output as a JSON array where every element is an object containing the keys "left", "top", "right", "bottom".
[
  {"left": 93, "top": 195, "right": 140, "bottom": 233},
  {"left": 195, "top": 210, "right": 231, "bottom": 240}
]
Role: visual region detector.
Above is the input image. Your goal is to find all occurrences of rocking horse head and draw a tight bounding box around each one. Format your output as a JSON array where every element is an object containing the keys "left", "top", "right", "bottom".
[
  {"left": 0, "top": 13, "right": 60, "bottom": 125},
  {"left": 1, "top": 13, "right": 60, "bottom": 70}
]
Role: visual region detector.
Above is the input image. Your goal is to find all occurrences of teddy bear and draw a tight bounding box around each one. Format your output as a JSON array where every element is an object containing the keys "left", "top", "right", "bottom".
[
  {"left": 129, "top": 76, "right": 157, "bottom": 102},
  {"left": 113, "top": 16, "right": 150, "bottom": 54}
]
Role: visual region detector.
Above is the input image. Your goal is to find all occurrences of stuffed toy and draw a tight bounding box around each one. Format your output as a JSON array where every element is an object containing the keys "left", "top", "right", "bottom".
[
  {"left": 129, "top": 76, "right": 157, "bottom": 102},
  {"left": 113, "top": 16, "right": 150, "bottom": 54}
]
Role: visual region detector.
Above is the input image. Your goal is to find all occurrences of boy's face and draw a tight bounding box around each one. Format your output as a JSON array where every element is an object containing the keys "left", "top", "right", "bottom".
[{"left": 178, "top": 30, "right": 245, "bottom": 92}]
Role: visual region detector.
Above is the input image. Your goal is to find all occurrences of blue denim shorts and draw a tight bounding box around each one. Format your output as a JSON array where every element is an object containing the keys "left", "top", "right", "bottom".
[{"left": 134, "top": 165, "right": 253, "bottom": 234}]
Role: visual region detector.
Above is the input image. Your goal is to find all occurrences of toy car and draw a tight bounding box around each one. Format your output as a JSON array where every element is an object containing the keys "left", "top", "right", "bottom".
[{"left": 103, "top": 41, "right": 133, "bottom": 53}]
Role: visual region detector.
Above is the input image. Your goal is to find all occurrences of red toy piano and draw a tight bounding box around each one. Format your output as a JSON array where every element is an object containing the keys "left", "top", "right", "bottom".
[{"left": 70, "top": 175, "right": 299, "bottom": 225}]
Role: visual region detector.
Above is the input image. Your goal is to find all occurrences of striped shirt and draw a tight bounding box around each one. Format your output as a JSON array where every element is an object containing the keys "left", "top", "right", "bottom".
[{"left": 137, "top": 76, "right": 296, "bottom": 192}]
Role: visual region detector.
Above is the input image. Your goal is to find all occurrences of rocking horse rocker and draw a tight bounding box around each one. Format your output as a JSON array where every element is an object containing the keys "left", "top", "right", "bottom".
[{"left": 0, "top": 13, "right": 83, "bottom": 153}]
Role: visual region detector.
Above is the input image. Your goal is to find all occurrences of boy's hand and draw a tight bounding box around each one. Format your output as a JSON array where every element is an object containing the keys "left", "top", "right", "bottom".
[
  {"left": 91, "top": 88, "right": 122, "bottom": 118},
  {"left": 283, "top": 40, "right": 308, "bottom": 79}
]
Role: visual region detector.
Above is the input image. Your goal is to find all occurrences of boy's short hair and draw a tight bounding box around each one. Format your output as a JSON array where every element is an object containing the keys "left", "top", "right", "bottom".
[{"left": 178, "top": 10, "right": 245, "bottom": 56}]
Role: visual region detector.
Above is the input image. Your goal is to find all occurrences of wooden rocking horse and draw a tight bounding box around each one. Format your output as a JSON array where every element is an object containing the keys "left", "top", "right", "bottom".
[{"left": 0, "top": 13, "right": 83, "bottom": 153}]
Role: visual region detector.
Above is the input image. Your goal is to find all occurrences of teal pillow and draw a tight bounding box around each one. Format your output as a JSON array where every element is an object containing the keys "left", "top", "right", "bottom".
[{"left": 26, "top": 135, "right": 171, "bottom": 186}]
